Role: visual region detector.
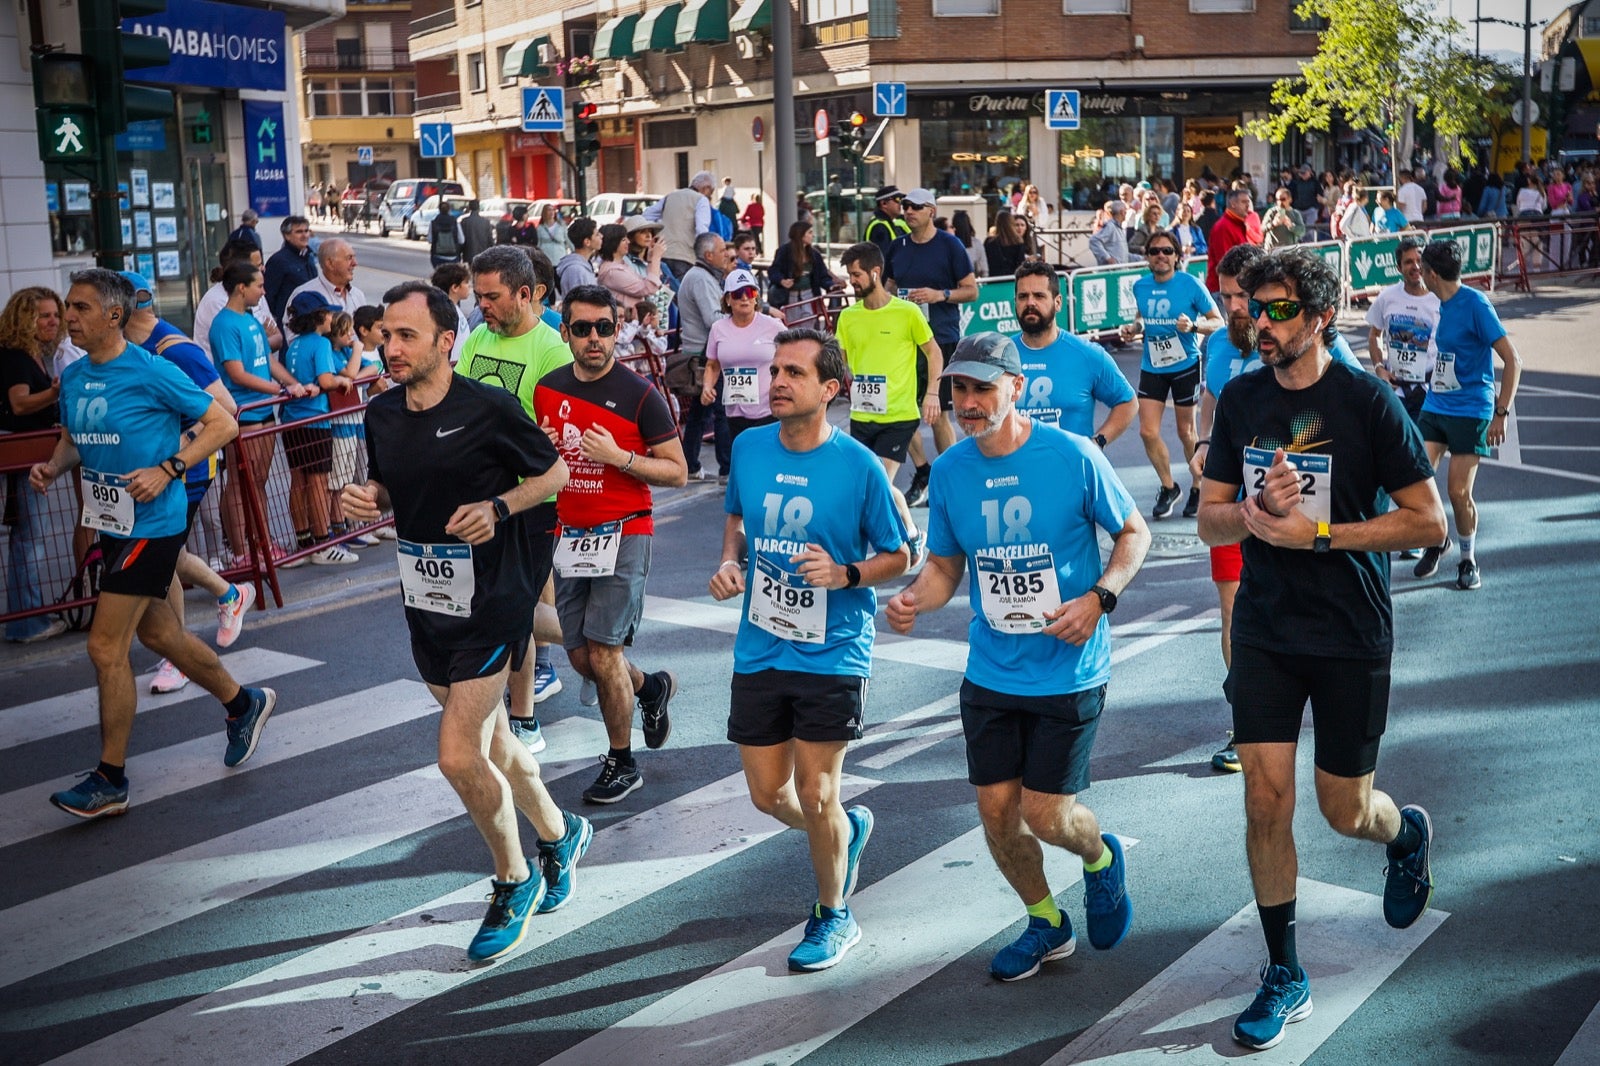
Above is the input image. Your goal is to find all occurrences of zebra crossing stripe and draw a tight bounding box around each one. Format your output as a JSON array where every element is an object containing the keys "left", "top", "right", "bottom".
[
  {"left": 0, "top": 680, "right": 438, "bottom": 851},
  {"left": 543, "top": 829, "right": 1136, "bottom": 1066},
  {"left": 0, "top": 649, "right": 323, "bottom": 752},
  {"left": 1556, "top": 1000, "right": 1600, "bottom": 1065},
  {"left": 1040, "top": 878, "right": 1447, "bottom": 1064},
  {"left": 48, "top": 772, "right": 880, "bottom": 1065},
  {"left": 0, "top": 716, "right": 610, "bottom": 991},
  {"left": 1110, "top": 608, "right": 1220, "bottom": 664}
]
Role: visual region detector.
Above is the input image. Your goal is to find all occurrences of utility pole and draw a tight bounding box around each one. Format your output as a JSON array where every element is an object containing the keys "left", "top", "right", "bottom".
[
  {"left": 772, "top": 0, "right": 796, "bottom": 234},
  {"left": 1521, "top": 0, "right": 1533, "bottom": 164}
]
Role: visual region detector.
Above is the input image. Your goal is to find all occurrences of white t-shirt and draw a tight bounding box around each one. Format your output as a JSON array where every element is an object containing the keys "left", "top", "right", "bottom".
[
  {"left": 1396, "top": 182, "right": 1427, "bottom": 222},
  {"left": 1365, "top": 283, "right": 1440, "bottom": 386},
  {"left": 284, "top": 276, "right": 369, "bottom": 342},
  {"left": 194, "top": 282, "right": 275, "bottom": 358}
]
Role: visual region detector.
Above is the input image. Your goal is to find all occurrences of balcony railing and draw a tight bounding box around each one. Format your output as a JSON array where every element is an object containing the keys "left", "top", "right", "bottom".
[
  {"left": 414, "top": 89, "right": 462, "bottom": 112},
  {"left": 300, "top": 48, "right": 413, "bottom": 71},
  {"left": 410, "top": 7, "right": 457, "bottom": 34}
]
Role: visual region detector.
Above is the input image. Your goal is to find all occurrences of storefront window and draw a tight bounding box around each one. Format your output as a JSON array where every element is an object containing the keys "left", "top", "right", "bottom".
[
  {"left": 1058, "top": 117, "right": 1176, "bottom": 201},
  {"left": 921, "top": 118, "right": 1028, "bottom": 199},
  {"left": 1184, "top": 119, "right": 1244, "bottom": 186}
]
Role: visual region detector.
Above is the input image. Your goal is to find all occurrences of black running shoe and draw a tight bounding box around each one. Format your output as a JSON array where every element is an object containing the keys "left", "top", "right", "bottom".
[
  {"left": 640, "top": 670, "right": 676, "bottom": 749},
  {"left": 1152, "top": 484, "right": 1182, "bottom": 519},
  {"left": 1182, "top": 486, "right": 1200, "bottom": 518},
  {"left": 582, "top": 755, "right": 642, "bottom": 804},
  {"left": 904, "top": 466, "right": 930, "bottom": 509},
  {"left": 1413, "top": 538, "right": 1452, "bottom": 579}
]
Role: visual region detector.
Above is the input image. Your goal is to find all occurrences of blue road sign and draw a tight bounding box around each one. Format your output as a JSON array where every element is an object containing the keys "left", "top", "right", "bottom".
[
  {"left": 873, "top": 81, "right": 907, "bottom": 118},
  {"left": 418, "top": 123, "right": 454, "bottom": 159},
  {"left": 522, "top": 86, "right": 566, "bottom": 132},
  {"left": 356, "top": 146, "right": 374, "bottom": 166},
  {"left": 1046, "top": 90, "right": 1081, "bottom": 131}
]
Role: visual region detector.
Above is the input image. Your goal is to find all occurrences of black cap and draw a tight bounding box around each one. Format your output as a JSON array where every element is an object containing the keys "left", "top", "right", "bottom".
[
  {"left": 874, "top": 185, "right": 903, "bottom": 202},
  {"left": 941, "top": 332, "right": 1022, "bottom": 382}
]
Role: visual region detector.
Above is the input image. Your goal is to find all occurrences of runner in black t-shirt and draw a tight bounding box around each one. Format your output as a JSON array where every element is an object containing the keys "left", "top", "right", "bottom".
[
  {"left": 341, "top": 281, "right": 593, "bottom": 965},
  {"left": 1197, "top": 249, "right": 1447, "bottom": 1053}
]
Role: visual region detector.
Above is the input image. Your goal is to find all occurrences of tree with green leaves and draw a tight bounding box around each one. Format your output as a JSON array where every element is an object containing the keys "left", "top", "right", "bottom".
[{"left": 1244, "top": 0, "right": 1507, "bottom": 170}]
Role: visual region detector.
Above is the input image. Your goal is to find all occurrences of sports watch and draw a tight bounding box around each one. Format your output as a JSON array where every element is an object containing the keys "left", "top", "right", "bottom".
[
  {"left": 1090, "top": 584, "right": 1117, "bottom": 614},
  {"left": 162, "top": 455, "right": 187, "bottom": 478},
  {"left": 844, "top": 562, "right": 862, "bottom": 588},
  {"left": 1314, "top": 520, "right": 1331, "bottom": 553},
  {"left": 491, "top": 496, "right": 511, "bottom": 523}
]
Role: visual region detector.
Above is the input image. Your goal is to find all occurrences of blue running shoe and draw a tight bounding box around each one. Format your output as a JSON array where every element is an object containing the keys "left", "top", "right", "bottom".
[
  {"left": 1383, "top": 804, "right": 1434, "bottom": 929},
  {"left": 533, "top": 664, "right": 563, "bottom": 704},
  {"left": 1233, "top": 962, "right": 1313, "bottom": 1050},
  {"left": 223, "top": 687, "right": 276, "bottom": 768},
  {"left": 843, "top": 805, "right": 874, "bottom": 899},
  {"left": 787, "top": 903, "right": 862, "bottom": 972},
  {"left": 537, "top": 812, "right": 594, "bottom": 914},
  {"left": 990, "top": 914, "right": 1076, "bottom": 982},
  {"left": 49, "top": 770, "right": 129, "bottom": 819},
  {"left": 508, "top": 716, "right": 546, "bottom": 753},
  {"left": 1083, "top": 833, "right": 1132, "bottom": 950},
  {"left": 467, "top": 867, "right": 547, "bottom": 963}
]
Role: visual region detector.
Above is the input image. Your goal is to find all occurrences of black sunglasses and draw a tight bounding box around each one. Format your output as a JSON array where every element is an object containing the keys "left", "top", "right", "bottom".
[
  {"left": 1145, "top": 247, "right": 1178, "bottom": 257},
  {"left": 1249, "top": 298, "right": 1304, "bottom": 322},
  {"left": 568, "top": 318, "right": 616, "bottom": 338}
]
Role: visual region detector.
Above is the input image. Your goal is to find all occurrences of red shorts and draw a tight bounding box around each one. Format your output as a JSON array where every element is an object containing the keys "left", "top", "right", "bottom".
[{"left": 1210, "top": 543, "right": 1243, "bottom": 583}]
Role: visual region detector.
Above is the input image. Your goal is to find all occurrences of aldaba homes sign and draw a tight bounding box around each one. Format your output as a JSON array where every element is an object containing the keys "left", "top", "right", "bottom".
[{"left": 123, "top": 0, "right": 286, "bottom": 93}]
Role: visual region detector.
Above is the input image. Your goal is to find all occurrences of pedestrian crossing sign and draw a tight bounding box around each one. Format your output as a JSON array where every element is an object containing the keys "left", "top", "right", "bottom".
[
  {"left": 1046, "top": 90, "right": 1080, "bottom": 130},
  {"left": 522, "top": 86, "right": 566, "bottom": 132}
]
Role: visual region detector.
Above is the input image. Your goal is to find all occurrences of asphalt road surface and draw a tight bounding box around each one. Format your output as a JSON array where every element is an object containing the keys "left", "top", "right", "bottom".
[{"left": 2, "top": 280, "right": 1597, "bottom": 1065}]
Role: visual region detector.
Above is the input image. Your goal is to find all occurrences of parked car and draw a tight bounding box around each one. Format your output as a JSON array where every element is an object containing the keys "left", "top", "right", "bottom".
[
  {"left": 531, "top": 198, "right": 583, "bottom": 226},
  {"left": 377, "top": 178, "right": 467, "bottom": 238},
  {"left": 408, "top": 194, "right": 473, "bottom": 241},
  {"left": 480, "top": 197, "right": 535, "bottom": 226},
  {"left": 586, "top": 192, "right": 663, "bottom": 225},
  {"left": 804, "top": 188, "right": 880, "bottom": 243}
]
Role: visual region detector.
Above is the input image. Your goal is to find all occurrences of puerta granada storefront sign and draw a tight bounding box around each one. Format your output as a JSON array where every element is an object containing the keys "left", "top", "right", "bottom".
[{"left": 909, "top": 89, "right": 1263, "bottom": 120}]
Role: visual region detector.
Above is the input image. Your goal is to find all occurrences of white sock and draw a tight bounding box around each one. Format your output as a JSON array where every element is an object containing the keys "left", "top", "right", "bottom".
[{"left": 1459, "top": 534, "right": 1475, "bottom": 562}]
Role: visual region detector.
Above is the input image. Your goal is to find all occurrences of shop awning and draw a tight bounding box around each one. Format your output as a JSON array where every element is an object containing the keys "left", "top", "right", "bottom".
[
  {"left": 501, "top": 35, "right": 552, "bottom": 80},
  {"left": 636, "top": 3, "right": 684, "bottom": 52},
  {"left": 677, "top": 0, "right": 732, "bottom": 45},
  {"left": 594, "top": 13, "right": 643, "bottom": 60},
  {"left": 728, "top": 0, "right": 770, "bottom": 35}
]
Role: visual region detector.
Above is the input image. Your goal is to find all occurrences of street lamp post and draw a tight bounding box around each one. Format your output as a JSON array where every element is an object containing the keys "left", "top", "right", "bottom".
[{"left": 1474, "top": 8, "right": 1545, "bottom": 166}]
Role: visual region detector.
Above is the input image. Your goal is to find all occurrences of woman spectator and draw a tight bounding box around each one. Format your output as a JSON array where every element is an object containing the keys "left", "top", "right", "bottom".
[
  {"left": 1182, "top": 179, "right": 1204, "bottom": 217},
  {"left": 739, "top": 193, "right": 766, "bottom": 254},
  {"left": 1018, "top": 184, "right": 1053, "bottom": 231},
  {"left": 281, "top": 292, "right": 357, "bottom": 566},
  {"left": 1547, "top": 166, "right": 1574, "bottom": 269},
  {"left": 765, "top": 220, "right": 839, "bottom": 313},
  {"left": 1374, "top": 190, "right": 1409, "bottom": 233},
  {"left": 1318, "top": 171, "right": 1343, "bottom": 238},
  {"left": 0, "top": 287, "right": 69, "bottom": 643},
  {"left": 984, "top": 208, "right": 1033, "bottom": 277},
  {"left": 1171, "top": 201, "right": 1208, "bottom": 264},
  {"left": 534, "top": 203, "right": 570, "bottom": 266},
  {"left": 702, "top": 269, "right": 785, "bottom": 455},
  {"left": 1477, "top": 171, "right": 1508, "bottom": 218},
  {"left": 952, "top": 210, "right": 988, "bottom": 277},
  {"left": 1339, "top": 185, "right": 1374, "bottom": 238},
  {"left": 1436, "top": 168, "right": 1465, "bottom": 220},
  {"left": 1126, "top": 201, "right": 1165, "bottom": 258},
  {"left": 1514, "top": 172, "right": 1547, "bottom": 217},
  {"left": 596, "top": 222, "right": 664, "bottom": 314}
]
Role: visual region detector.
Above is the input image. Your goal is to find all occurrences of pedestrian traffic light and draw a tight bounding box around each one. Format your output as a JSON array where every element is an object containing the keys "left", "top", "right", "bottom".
[
  {"left": 32, "top": 52, "right": 100, "bottom": 163},
  {"left": 574, "top": 101, "right": 601, "bottom": 171},
  {"left": 79, "top": 0, "right": 175, "bottom": 136}
]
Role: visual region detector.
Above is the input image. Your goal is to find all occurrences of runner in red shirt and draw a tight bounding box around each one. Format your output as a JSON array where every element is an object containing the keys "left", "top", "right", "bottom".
[{"left": 535, "top": 284, "right": 689, "bottom": 804}]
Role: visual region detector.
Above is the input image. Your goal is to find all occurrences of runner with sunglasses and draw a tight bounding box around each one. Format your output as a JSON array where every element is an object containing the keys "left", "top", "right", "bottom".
[
  {"left": 535, "top": 285, "right": 689, "bottom": 804},
  {"left": 1118, "top": 230, "right": 1221, "bottom": 520},
  {"left": 703, "top": 269, "right": 785, "bottom": 455},
  {"left": 1197, "top": 248, "right": 1446, "bottom": 1052}
]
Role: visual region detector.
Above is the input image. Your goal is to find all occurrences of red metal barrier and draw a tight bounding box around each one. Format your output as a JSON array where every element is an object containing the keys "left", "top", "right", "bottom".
[
  {"left": 1503, "top": 213, "right": 1600, "bottom": 292},
  {"left": 0, "top": 428, "right": 102, "bottom": 633}
]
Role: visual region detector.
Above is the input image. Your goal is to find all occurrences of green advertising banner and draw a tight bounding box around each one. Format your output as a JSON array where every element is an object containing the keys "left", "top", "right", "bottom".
[
  {"left": 1346, "top": 225, "right": 1496, "bottom": 293},
  {"left": 1303, "top": 239, "right": 1344, "bottom": 282},
  {"left": 959, "top": 274, "right": 1072, "bottom": 337},
  {"left": 1068, "top": 259, "right": 1206, "bottom": 335}
]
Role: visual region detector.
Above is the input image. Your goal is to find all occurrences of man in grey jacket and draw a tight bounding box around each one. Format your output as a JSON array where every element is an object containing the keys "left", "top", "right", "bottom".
[
  {"left": 644, "top": 171, "right": 716, "bottom": 282},
  {"left": 673, "top": 232, "right": 733, "bottom": 481},
  {"left": 1090, "top": 201, "right": 1130, "bottom": 265}
]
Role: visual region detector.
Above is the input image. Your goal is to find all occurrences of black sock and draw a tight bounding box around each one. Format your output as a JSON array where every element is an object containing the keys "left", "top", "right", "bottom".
[
  {"left": 914, "top": 462, "right": 930, "bottom": 475},
  {"left": 223, "top": 687, "right": 253, "bottom": 718},
  {"left": 97, "top": 761, "right": 126, "bottom": 787},
  {"left": 296, "top": 530, "right": 314, "bottom": 548},
  {"left": 608, "top": 745, "right": 633, "bottom": 765},
  {"left": 509, "top": 713, "right": 536, "bottom": 724},
  {"left": 1388, "top": 814, "right": 1422, "bottom": 858},
  {"left": 637, "top": 671, "right": 664, "bottom": 702},
  {"left": 1257, "top": 899, "right": 1299, "bottom": 974}
]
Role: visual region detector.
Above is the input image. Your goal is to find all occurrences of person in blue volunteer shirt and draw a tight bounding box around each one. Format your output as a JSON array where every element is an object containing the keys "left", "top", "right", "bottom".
[
  {"left": 1116, "top": 229, "right": 1222, "bottom": 520},
  {"left": 29, "top": 269, "right": 277, "bottom": 821},
  {"left": 887, "top": 332, "right": 1151, "bottom": 985},
  {"left": 708, "top": 327, "right": 910, "bottom": 974},
  {"left": 283, "top": 290, "right": 362, "bottom": 566},
  {"left": 1412, "top": 239, "right": 1523, "bottom": 591},
  {"left": 1008, "top": 259, "right": 1135, "bottom": 444}
]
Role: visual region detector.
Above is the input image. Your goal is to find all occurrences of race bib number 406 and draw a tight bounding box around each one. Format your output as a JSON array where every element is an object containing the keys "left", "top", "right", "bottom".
[
  {"left": 1242, "top": 446, "right": 1333, "bottom": 525},
  {"left": 398, "top": 541, "right": 475, "bottom": 617},
  {"left": 81, "top": 469, "right": 134, "bottom": 536}
]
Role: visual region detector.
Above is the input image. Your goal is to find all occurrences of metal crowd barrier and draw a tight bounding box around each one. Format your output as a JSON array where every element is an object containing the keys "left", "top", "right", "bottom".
[{"left": 1500, "top": 212, "right": 1600, "bottom": 292}]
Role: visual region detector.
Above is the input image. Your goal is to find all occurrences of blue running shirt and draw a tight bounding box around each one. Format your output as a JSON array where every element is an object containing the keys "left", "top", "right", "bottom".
[
  {"left": 725, "top": 425, "right": 908, "bottom": 677},
  {"left": 1423, "top": 284, "right": 1505, "bottom": 419},
  {"left": 209, "top": 307, "right": 274, "bottom": 419},
  {"left": 284, "top": 333, "right": 337, "bottom": 429},
  {"left": 927, "top": 423, "right": 1137, "bottom": 697},
  {"left": 1009, "top": 331, "right": 1134, "bottom": 437},
  {"left": 1133, "top": 271, "right": 1215, "bottom": 374}
]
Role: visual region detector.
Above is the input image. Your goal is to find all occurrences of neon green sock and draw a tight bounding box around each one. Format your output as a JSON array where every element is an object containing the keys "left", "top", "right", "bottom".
[
  {"left": 1083, "top": 841, "right": 1113, "bottom": 873},
  {"left": 1025, "top": 896, "right": 1062, "bottom": 927}
]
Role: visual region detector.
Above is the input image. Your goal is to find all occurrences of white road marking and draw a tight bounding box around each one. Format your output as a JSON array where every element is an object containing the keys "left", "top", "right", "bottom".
[
  {"left": 0, "top": 716, "right": 610, "bottom": 991},
  {"left": 3, "top": 680, "right": 438, "bottom": 850},
  {"left": 1041, "top": 878, "right": 1447, "bottom": 1064},
  {"left": 543, "top": 828, "right": 1136, "bottom": 1066},
  {"left": 1480, "top": 458, "right": 1600, "bottom": 485},
  {"left": 0, "top": 649, "right": 322, "bottom": 752},
  {"left": 1555, "top": 998, "right": 1600, "bottom": 1065},
  {"left": 1111, "top": 609, "right": 1220, "bottom": 664},
  {"left": 48, "top": 772, "right": 880, "bottom": 1066}
]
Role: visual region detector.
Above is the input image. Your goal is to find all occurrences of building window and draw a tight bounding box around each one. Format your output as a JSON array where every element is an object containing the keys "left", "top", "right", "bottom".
[
  {"left": 1289, "top": 0, "right": 1328, "bottom": 31},
  {"left": 497, "top": 44, "right": 516, "bottom": 86},
  {"left": 307, "top": 80, "right": 336, "bottom": 118},
  {"left": 1583, "top": 16, "right": 1600, "bottom": 34},
  {"left": 339, "top": 82, "right": 364, "bottom": 115},
  {"left": 922, "top": 117, "right": 1030, "bottom": 197},
  {"left": 1059, "top": 118, "right": 1179, "bottom": 191},
  {"left": 335, "top": 36, "right": 363, "bottom": 69},
  {"left": 644, "top": 118, "right": 697, "bottom": 150},
  {"left": 933, "top": 0, "right": 999, "bottom": 14},
  {"left": 1062, "top": 0, "right": 1128, "bottom": 11},
  {"left": 1192, "top": 0, "right": 1253, "bottom": 10},
  {"left": 469, "top": 52, "right": 487, "bottom": 93}
]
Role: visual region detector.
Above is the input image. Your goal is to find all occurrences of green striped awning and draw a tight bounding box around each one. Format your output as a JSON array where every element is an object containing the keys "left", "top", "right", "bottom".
[
  {"left": 676, "top": 0, "right": 732, "bottom": 45},
  {"left": 728, "top": 0, "right": 769, "bottom": 34},
  {"left": 594, "top": 13, "right": 643, "bottom": 60},
  {"left": 501, "top": 35, "right": 552, "bottom": 80},
  {"left": 635, "top": 4, "right": 684, "bottom": 51}
]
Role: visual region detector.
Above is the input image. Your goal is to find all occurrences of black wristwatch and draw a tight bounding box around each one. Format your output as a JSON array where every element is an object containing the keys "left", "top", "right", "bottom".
[
  {"left": 491, "top": 496, "right": 511, "bottom": 522},
  {"left": 1090, "top": 584, "right": 1117, "bottom": 614},
  {"left": 1093, "top": 433, "right": 1107, "bottom": 448},
  {"left": 163, "top": 455, "right": 187, "bottom": 478},
  {"left": 843, "top": 562, "right": 862, "bottom": 589},
  {"left": 1313, "top": 520, "right": 1332, "bottom": 554}
]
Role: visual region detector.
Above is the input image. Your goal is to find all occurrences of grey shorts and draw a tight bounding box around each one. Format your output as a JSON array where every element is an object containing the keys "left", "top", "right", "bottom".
[{"left": 555, "top": 532, "right": 652, "bottom": 650}]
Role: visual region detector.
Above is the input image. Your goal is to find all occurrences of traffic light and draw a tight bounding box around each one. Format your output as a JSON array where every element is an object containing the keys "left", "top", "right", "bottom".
[
  {"left": 32, "top": 52, "right": 100, "bottom": 163},
  {"left": 574, "top": 101, "right": 601, "bottom": 170},
  {"left": 848, "top": 111, "right": 868, "bottom": 164},
  {"left": 79, "top": 0, "right": 175, "bottom": 136}
]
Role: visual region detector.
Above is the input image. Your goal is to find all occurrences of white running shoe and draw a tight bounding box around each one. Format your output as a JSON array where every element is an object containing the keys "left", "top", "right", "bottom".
[
  {"left": 150, "top": 658, "right": 190, "bottom": 694},
  {"left": 215, "top": 583, "right": 257, "bottom": 648},
  {"left": 310, "top": 544, "right": 360, "bottom": 565},
  {"left": 351, "top": 532, "right": 382, "bottom": 547},
  {"left": 375, "top": 523, "right": 398, "bottom": 540}
]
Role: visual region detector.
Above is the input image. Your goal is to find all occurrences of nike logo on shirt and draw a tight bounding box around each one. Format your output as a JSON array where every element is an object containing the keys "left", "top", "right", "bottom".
[{"left": 436, "top": 426, "right": 465, "bottom": 438}]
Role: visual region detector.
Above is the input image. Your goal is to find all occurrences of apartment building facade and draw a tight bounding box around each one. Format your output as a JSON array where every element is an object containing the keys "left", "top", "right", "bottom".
[{"left": 297, "top": 1, "right": 420, "bottom": 188}]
